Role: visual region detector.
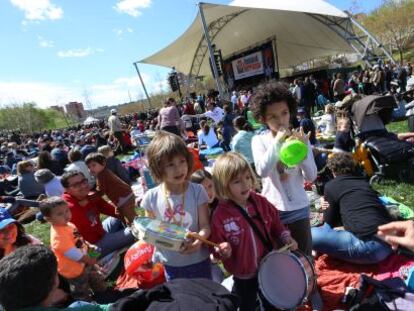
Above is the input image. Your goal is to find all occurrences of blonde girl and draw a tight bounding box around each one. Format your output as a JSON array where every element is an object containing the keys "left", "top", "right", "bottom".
[
  {"left": 210, "top": 152, "right": 296, "bottom": 311},
  {"left": 141, "top": 131, "right": 212, "bottom": 280}
]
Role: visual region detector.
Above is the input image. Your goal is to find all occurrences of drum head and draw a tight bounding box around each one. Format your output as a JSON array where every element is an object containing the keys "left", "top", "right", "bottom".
[{"left": 258, "top": 252, "right": 307, "bottom": 309}]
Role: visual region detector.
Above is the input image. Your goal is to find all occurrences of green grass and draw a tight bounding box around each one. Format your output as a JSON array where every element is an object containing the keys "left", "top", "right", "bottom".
[{"left": 25, "top": 221, "right": 51, "bottom": 245}]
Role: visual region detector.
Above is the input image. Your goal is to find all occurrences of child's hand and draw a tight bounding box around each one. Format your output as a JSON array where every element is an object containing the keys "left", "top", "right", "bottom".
[
  {"left": 290, "top": 127, "right": 311, "bottom": 144},
  {"left": 83, "top": 255, "right": 97, "bottom": 266},
  {"left": 180, "top": 238, "right": 202, "bottom": 254},
  {"left": 320, "top": 197, "right": 330, "bottom": 211},
  {"left": 115, "top": 206, "right": 121, "bottom": 216},
  {"left": 215, "top": 242, "right": 232, "bottom": 259},
  {"left": 275, "top": 127, "right": 290, "bottom": 144},
  {"left": 285, "top": 237, "right": 298, "bottom": 251}
]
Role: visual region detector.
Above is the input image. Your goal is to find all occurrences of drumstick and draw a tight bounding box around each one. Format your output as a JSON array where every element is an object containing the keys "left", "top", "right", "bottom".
[
  {"left": 312, "top": 146, "right": 335, "bottom": 154},
  {"left": 277, "top": 243, "right": 294, "bottom": 252},
  {"left": 186, "top": 232, "right": 220, "bottom": 248},
  {"left": 312, "top": 146, "right": 352, "bottom": 155}
]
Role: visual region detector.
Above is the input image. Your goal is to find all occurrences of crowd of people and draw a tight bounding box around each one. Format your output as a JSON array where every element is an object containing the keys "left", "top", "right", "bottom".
[{"left": 0, "top": 62, "right": 413, "bottom": 311}]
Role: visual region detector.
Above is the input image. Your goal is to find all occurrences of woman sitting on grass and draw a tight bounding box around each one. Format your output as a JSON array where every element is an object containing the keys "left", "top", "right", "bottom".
[{"left": 311, "top": 153, "right": 393, "bottom": 264}]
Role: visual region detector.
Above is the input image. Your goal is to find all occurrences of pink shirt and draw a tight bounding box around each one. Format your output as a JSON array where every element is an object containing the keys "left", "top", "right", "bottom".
[{"left": 158, "top": 106, "right": 180, "bottom": 128}]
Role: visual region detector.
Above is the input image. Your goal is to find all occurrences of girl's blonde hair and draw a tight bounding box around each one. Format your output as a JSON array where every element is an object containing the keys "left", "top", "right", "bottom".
[
  {"left": 97, "top": 145, "right": 113, "bottom": 158},
  {"left": 212, "top": 152, "right": 256, "bottom": 200},
  {"left": 16, "top": 160, "right": 34, "bottom": 176},
  {"left": 146, "top": 131, "right": 193, "bottom": 183}
]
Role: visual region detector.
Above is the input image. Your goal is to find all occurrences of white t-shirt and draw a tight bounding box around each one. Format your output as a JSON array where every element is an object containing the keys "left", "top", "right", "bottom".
[
  {"left": 252, "top": 130, "right": 317, "bottom": 212},
  {"left": 318, "top": 114, "right": 336, "bottom": 135},
  {"left": 204, "top": 107, "right": 224, "bottom": 124},
  {"left": 141, "top": 182, "right": 209, "bottom": 267},
  {"left": 197, "top": 128, "right": 219, "bottom": 149}
]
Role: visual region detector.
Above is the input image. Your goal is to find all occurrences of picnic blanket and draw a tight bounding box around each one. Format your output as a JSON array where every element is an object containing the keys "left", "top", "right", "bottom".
[
  {"left": 380, "top": 195, "right": 414, "bottom": 219},
  {"left": 314, "top": 253, "right": 414, "bottom": 311}
]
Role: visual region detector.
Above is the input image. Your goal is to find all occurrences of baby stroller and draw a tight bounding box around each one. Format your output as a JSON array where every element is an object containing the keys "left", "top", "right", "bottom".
[{"left": 351, "top": 95, "right": 414, "bottom": 184}]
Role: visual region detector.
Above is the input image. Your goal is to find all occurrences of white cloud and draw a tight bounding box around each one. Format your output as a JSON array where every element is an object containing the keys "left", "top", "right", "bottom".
[
  {"left": 114, "top": 0, "right": 151, "bottom": 17},
  {"left": 0, "top": 75, "right": 168, "bottom": 109},
  {"left": 57, "top": 47, "right": 104, "bottom": 58},
  {"left": 113, "top": 27, "right": 134, "bottom": 39},
  {"left": 10, "top": 0, "right": 63, "bottom": 21},
  {"left": 113, "top": 28, "right": 124, "bottom": 37},
  {"left": 37, "top": 35, "right": 54, "bottom": 48}
]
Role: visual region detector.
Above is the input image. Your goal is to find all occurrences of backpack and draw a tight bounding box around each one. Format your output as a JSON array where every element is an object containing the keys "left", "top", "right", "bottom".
[{"left": 348, "top": 274, "right": 414, "bottom": 311}]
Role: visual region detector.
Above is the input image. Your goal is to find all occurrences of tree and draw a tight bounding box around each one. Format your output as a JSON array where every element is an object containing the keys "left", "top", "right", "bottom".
[
  {"left": 361, "top": 0, "right": 414, "bottom": 64},
  {"left": 0, "top": 102, "right": 74, "bottom": 133}
]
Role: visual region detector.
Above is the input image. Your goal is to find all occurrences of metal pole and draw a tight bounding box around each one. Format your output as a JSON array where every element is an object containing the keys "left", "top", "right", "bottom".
[
  {"left": 346, "top": 12, "right": 396, "bottom": 65},
  {"left": 198, "top": 2, "right": 224, "bottom": 100},
  {"left": 133, "top": 62, "right": 152, "bottom": 109}
]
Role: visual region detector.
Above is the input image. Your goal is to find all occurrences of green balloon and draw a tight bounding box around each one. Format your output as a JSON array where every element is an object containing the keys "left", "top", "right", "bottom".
[
  {"left": 247, "top": 111, "right": 262, "bottom": 129},
  {"left": 279, "top": 139, "right": 308, "bottom": 167}
]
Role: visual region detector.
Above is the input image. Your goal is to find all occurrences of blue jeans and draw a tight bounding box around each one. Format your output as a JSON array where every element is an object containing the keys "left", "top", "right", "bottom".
[
  {"left": 311, "top": 223, "right": 392, "bottom": 264},
  {"left": 96, "top": 217, "right": 135, "bottom": 257}
]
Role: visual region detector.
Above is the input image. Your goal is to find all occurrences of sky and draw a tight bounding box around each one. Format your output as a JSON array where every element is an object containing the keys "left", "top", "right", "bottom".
[{"left": 0, "top": 0, "right": 383, "bottom": 109}]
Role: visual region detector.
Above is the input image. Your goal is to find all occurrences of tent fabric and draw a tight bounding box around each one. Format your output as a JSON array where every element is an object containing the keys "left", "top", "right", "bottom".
[
  {"left": 83, "top": 116, "right": 100, "bottom": 125},
  {"left": 140, "top": 0, "right": 354, "bottom": 76}
]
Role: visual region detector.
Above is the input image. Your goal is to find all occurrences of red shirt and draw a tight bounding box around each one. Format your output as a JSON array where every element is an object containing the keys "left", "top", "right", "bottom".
[
  {"left": 62, "top": 192, "right": 117, "bottom": 244},
  {"left": 210, "top": 191, "right": 290, "bottom": 279}
]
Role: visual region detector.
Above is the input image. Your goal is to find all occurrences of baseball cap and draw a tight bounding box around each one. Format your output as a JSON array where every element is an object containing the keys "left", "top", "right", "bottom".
[
  {"left": 0, "top": 207, "right": 17, "bottom": 230},
  {"left": 111, "top": 109, "right": 117, "bottom": 114},
  {"left": 34, "top": 169, "right": 55, "bottom": 184},
  {"left": 297, "top": 107, "right": 306, "bottom": 114}
]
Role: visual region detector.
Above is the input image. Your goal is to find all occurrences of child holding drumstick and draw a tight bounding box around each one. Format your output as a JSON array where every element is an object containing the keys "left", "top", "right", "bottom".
[
  {"left": 210, "top": 152, "right": 297, "bottom": 311},
  {"left": 250, "top": 81, "right": 317, "bottom": 257},
  {"left": 142, "top": 131, "right": 219, "bottom": 281}
]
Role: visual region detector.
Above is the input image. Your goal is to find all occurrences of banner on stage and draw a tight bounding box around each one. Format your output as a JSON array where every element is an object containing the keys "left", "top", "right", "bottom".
[{"left": 231, "top": 51, "right": 264, "bottom": 80}]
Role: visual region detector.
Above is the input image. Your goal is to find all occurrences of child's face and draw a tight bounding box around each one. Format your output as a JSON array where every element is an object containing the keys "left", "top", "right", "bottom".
[
  {"left": 0, "top": 224, "right": 17, "bottom": 249},
  {"left": 201, "top": 178, "right": 215, "bottom": 204},
  {"left": 87, "top": 161, "right": 105, "bottom": 176},
  {"left": 47, "top": 204, "right": 71, "bottom": 226},
  {"left": 228, "top": 170, "right": 253, "bottom": 205},
  {"left": 338, "top": 122, "right": 350, "bottom": 132},
  {"left": 263, "top": 101, "right": 290, "bottom": 134},
  {"left": 162, "top": 155, "right": 188, "bottom": 186}
]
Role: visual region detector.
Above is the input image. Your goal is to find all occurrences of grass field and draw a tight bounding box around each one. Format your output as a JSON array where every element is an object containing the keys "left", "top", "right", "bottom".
[{"left": 25, "top": 120, "right": 414, "bottom": 245}]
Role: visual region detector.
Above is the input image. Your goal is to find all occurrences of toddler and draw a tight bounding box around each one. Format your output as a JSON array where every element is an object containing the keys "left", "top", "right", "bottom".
[
  {"left": 85, "top": 153, "right": 136, "bottom": 225},
  {"left": 40, "top": 197, "right": 106, "bottom": 300}
]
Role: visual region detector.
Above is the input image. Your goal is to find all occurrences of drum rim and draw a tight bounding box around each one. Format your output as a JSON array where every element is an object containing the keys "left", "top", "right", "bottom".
[{"left": 258, "top": 251, "right": 308, "bottom": 309}]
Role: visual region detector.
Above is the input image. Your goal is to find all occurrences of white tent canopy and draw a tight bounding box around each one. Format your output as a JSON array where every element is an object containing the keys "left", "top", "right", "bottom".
[
  {"left": 140, "top": 0, "right": 357, "bottom": 78},
  {"left": 83, "top": 116, "right": 100, "bottom": 125}
]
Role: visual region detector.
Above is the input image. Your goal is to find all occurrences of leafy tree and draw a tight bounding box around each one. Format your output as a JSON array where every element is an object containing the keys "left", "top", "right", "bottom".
[
  {"left": 361, "top": 0, "right": 414, "bottom": 64},
  {"left": 0, "top": 103, "right": 73, "bottom": 133}
]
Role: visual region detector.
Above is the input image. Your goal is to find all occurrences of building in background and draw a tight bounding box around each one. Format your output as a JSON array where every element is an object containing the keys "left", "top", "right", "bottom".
[{"left": 65, "top": 102, "right": 85, "bottom": 120}]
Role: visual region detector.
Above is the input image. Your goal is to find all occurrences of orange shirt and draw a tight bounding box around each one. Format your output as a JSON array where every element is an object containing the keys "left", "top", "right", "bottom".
[{"left": 50, "top": 223, "right": 87, "bottom": 279}]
